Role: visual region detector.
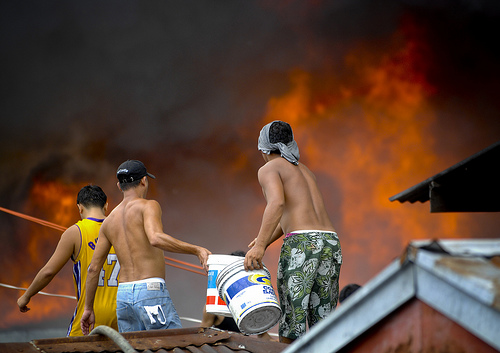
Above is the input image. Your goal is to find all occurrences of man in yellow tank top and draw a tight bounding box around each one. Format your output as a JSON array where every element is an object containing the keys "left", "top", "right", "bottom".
[{"left": 17, "top": 185, "right": 120, "bottom": 336}]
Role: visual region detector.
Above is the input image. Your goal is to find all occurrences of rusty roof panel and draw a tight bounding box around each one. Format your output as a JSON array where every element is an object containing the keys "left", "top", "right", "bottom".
[
  {"left": 405, "top": 239, "right": 500, "bottom": 311},
  {"left": 0, "top": 342, "right": 41, "bottom": 353},
  {"left": 0, "top": 327, "right": 288, "bottom": 353}
]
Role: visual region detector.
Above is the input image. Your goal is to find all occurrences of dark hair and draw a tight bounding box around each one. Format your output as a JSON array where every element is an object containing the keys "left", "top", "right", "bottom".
[
  {"left": 339, "top": 283, "right": 361, "bottom": 303},
  {"left": 77, "top": 185, "right": 107, "bottom": 209},
  {"left": 269, "top": 121, "right": 293, "bottom": 144},
  {"left": 230, "top": 250, "right": 246, "bottom": 257},
  {"left": 119, "top": 179, "right": 141, "bottom": 191}
]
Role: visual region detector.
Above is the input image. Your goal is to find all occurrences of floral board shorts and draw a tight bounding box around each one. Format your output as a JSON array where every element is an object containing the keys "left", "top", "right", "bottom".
[{"left": 277, "top": 230, "right": 342, "bottom": 340}]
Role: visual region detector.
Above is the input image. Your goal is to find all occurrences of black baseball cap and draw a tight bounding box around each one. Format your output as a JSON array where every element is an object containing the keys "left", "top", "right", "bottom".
[{"left": 116, "top": 160, "right": 156, "bottom": 183}]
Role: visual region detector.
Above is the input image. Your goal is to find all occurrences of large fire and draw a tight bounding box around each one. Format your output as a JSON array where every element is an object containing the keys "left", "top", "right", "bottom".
[
  {"left": 0, "top": 5, "right": 496, "bottom": 335},
  {"left": 1, "top": 180, "right": 83, "bottom": 328},
  {"left": 250, "top": 15, "right": 471, "bottom": 287}
]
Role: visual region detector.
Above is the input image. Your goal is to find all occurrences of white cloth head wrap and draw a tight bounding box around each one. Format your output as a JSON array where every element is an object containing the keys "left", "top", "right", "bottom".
[{"left": 258, "top": 121, "right": 300, "bottom": 165}]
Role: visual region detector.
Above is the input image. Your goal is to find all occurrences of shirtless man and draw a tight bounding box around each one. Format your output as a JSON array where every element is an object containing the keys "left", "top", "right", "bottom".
[
  {"left": 244, "top": 121, "right": 342, "bottom": 343},
  {"left": 81, "top": 160, "right": 211, "bottom": 334}
]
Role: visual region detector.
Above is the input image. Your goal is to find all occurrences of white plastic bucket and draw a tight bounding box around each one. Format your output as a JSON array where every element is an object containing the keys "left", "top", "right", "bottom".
[
  {"left": 206, "top": 254, "right": 243, "bottom": 317},
  {"left": 216, "top": 258, "right": 282, "bottom": 335}
]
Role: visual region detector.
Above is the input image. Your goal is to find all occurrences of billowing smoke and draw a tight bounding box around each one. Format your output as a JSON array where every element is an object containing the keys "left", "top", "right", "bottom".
[{"left": 1, "top": 0, "right": 499, "bottom": 332}]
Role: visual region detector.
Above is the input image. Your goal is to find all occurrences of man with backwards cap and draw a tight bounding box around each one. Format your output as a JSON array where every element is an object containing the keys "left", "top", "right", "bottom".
[
  {"left": 81, "top": 160, "right": 211, "bottom": 334},
  {"left": 244, "top": 121, "right": 342, "bottom": 343}
]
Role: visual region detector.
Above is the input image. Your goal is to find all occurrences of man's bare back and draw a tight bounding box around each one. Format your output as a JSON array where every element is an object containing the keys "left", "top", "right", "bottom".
[
  {"left": 82, "top": 160, "right": 211, "bottom": 335},
  {"left": 244, "top": 153, "right": 335, "bottom": 272},
  {"left": 262, "top": 157, "right": 335, "bottom": 235},
  {"left": 101, "top": 197, "right": 167, "bottom": 282}
]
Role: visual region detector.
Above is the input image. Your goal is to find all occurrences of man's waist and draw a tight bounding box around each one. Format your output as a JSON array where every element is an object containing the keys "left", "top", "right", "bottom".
[
  {"left": 285, "top": 229, "right": 337, "bottom": 239},
  {"left": 120, "top": 277, "right": 165, "bottom": 285}
]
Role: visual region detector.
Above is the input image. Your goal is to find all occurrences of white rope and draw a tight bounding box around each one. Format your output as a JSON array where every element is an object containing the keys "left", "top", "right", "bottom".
[
  {"left": 179, "top": 316, "right": 201, "bottom": 323},
  {"left": 2, "top": 282, "right": 280, "bottom": 337},
  {"left": 0, "top": 283, "right": 77, "bottom": 299}
]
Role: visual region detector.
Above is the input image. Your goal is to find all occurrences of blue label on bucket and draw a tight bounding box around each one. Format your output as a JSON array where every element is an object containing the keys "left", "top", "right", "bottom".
[
  {"left": 208, "top": 270, "right": 218, "bottom": 289},
  {"left": 225, "top": 273, "right": 272, "bottom": 301}
]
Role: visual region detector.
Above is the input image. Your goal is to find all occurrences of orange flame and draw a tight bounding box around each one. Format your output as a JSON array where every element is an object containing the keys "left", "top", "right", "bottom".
[
  {"left": 1, "top": 180, "right": 84, "bottom": 328},
  {"left": 257, "top": 19, "right": 468, "bottom": 286}
]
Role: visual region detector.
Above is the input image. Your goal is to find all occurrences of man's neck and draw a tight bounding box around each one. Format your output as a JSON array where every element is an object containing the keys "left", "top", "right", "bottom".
[
  {"left": 265, "top": 153, "right": 282, "bottom": 163},
  {"left": 81, "top": 208, "right": 105, "bottom": 220},
  {"left": 123, "top": 187, "right": 145, "bottom": 200}
]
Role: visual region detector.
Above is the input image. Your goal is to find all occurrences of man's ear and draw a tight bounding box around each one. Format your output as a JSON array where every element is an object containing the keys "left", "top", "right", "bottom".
[{"left": 117, "top": 181, "right": 123, "bottom": 191}]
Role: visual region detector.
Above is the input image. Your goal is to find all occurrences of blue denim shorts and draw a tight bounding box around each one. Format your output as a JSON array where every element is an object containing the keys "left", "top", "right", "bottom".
[{"left": 116, "top": 279, "right": 182, "bottom": 332}]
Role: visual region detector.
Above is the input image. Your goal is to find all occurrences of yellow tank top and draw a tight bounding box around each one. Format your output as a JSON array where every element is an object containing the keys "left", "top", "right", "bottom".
[{"left": 67, "top": 218, "right": 120, "bottom": 336}]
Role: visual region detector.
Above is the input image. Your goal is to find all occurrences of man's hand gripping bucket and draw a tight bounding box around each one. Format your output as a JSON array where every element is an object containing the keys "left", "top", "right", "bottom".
[{"left": 216, "top": 258, "right": 281, "bottom": 335}]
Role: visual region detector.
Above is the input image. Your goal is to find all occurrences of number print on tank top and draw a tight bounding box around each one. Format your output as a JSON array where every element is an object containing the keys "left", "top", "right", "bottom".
[{"left": 97, "top": 253, "right": 120, "bottom": 287}]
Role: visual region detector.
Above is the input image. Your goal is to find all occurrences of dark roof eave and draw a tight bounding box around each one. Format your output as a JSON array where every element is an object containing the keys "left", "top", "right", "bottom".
[{"left": 389, "top": 140, "right": 500, "bottom": 212}]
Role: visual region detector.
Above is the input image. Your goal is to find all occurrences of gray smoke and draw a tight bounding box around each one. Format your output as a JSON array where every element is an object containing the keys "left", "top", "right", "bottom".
[{"left": 1, "top": 0, "right": 499, "bottom": 334}]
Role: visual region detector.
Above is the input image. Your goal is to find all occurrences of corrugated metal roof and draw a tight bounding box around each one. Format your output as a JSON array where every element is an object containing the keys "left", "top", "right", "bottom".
[
  {"left": 0, "top": 327, "right": 288, "bottom": 353},
  {"left": 389, "top": 140, "right": 500, "bottom": 212},
  {"left": 282, "top": 238, "right": 500, "bottom": 353}
]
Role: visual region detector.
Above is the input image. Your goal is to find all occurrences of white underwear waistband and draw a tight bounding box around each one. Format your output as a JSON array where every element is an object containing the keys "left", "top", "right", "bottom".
[
  {"left": 285, "top": 230, "right": 337, "bottom": 239},
  {"left": 120, "top": 277, "right": 165, "bottom": 285}
]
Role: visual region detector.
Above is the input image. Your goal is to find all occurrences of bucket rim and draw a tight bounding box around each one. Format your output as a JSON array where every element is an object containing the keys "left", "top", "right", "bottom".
[
  {"left": 216, "top": 258, "right": 272, "bottom": 301},
  {"left": 216, "top": 259, "right": 245, "bottom": 299},
  {"left": 207, "top": 254, "right": 245, "bottom": 265},
  {"left": 238, "top": 304, "right": 282, "bottom": 335}
]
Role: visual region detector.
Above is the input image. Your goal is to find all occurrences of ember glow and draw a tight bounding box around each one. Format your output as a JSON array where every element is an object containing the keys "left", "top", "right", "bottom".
[
  {"left": 1, "top": 180, "right": 84, "bottom": 328},
  {"left": 1, "top": 1, "right": 499, "bottom": 334},
  {"left": 256, "top": 13, "right": 482, "bottom": 287}
]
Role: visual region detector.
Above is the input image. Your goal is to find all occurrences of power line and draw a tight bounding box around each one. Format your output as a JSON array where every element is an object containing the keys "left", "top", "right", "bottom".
[
  {"left": 0, "top": 206, "right": 206, "bottom": 275},
  {"left": 0, "top": 283, "right": 77, "bottom": 300}
]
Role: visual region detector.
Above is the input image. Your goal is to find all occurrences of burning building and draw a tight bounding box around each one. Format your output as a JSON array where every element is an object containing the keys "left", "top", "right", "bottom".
[{"left": 1, "top": 0, "right": 499, "bottom": 339}]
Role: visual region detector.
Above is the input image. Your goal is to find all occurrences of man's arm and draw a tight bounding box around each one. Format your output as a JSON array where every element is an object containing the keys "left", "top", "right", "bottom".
[
  {"left": 17, "top": 225, "right": 78, "bottom": 312},
  {"left": 200, "top": 305, "right": 217, "bottom": 328},
  {"left": 245, "top": 165, "right": 284, "bottom": 271},
  {"left": 81, "top": 227, "right": 111, "bottom": 335},
  {"left": 143, "top": 200, "right": 211, "bottom": 271},
  {"left": 248, "top": 223, "right": 283, "bottom": 249}
]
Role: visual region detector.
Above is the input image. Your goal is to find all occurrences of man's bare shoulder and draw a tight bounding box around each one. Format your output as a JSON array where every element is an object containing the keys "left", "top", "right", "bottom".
[
  {"left": 121, "top": 198, "right": 161, "bottom": 216},
  {"left": 263, "top": 157, "right": 303, "bottom": 173},
  {"left": 101, "top": 202, "right": 126, "bottom": 228},
  {"left": 258, "top": 161, "right": 278, "bottom": 179},
  {"left": 260, "top": 158, "right": 286, "bottom": 172},
  {"left": 144, "top": 198, "right": 160, "bottom": 206},
  {"left": 61, "top": 224, "right": 81, "bottom": 245},
  {"left": 297, "top": 162, "right": 314, "bottom": 175},
  {"left": 142, "top": 199, "right": 162, "bottom": 217}
]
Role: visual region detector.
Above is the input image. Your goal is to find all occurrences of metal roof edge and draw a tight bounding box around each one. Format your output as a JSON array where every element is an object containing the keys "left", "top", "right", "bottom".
[
  {"left": 415, "top": 259, "right": 500, "bottom": 350},
  {"left": 388, "top": 175, "right": 434, "bottom": 203},
  {"left": 389, "top": 140, "right": 500, "bottom": 203},
  {"left": 403, "top": 239, "right": 500, "bottom": 348},
  {"left": 281, "top": 259, "right": 415, "bottom": 353},
  {"left": 282, "top": 238, "right": 500, "bottom": 353},
  {"left": 407, "top": 238, "right": 500, "bottom": 257}
]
